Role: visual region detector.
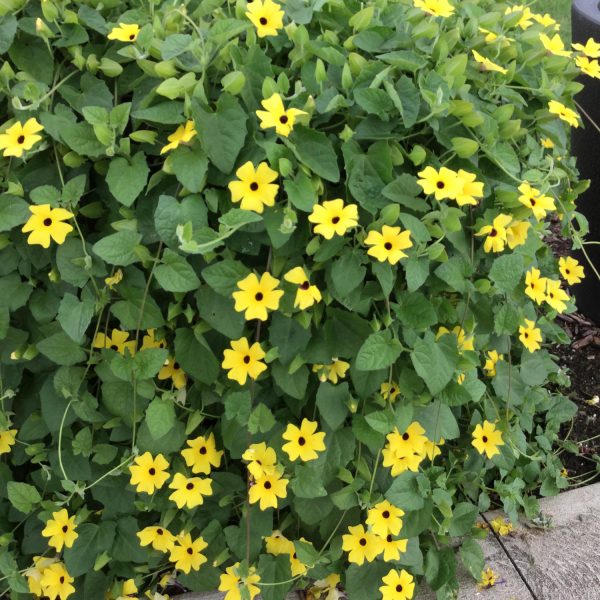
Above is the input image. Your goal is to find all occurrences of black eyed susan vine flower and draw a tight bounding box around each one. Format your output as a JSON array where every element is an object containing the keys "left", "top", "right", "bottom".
[
  {"left": 0, "top": 427, "right": 17, "bottom": 455},
  {"left": 308, "top": 199, "right": 359, "bottom": 239},
  {"left": 312, "top": 358, "right": 350, "bottom": 384},
  {"left": 137, "top": 525, "right": 176, "bottom": 553},
  {"left": 228, "top": 161, "right": 279, "bottom": 213},
  {"left": 0, "top": 118, "right": 44, "bottom": 157},
  {"left": 21, "top": 204, "right": 73, "bottom": 248},
  {"left": 284, "top": 266, "right": 322, "bottom": 309},
  {"left": 248, "top": 469, "right": 288, "bottom": 510},
  {"left": 471, "top": 420, "right": 504, "bottom": 459},
  {"left": 245, "top": 0, "right": 285, "bottom": 38},
  {"left": 518, "top": 182, "right": 556, "bottom": 221},
  {"left": 160, "top": 120, "right": 196, "bottom": 154},
  {"left": 243, "top": 442, "right": 278, "bottom": 478},
  {"left": 168, "top": 532, "right": 208, "bottom": 574},
  {"left": 221, "top": 337, "right": 267, "bottom": 385},
  {"left": 483, "top": 350, "right": 504, "bottom": 377},
  {"left": 559, "top": 256, "right": 585, "bottom": 285},
  {"left": 107, "top": 23, "right": 140, "bottom": 42},
  {"left": 128, "top": 452, "right": 170, "bottom": 494},
  {"left": 548, "top": 100, "right": 580, "bottom": 128},
  {"left": 181, "top": 433, "right": 223, "bottom": 474},
  {"left": 158, "top": 357, "right": 187, "bottom": 389},
  {"left": 379, "top": 568, "right": 415, "bottom": 600},
  {"left": 218, "top": 562, "right": 261, "bottom": 600},
  {"left": 519, "top": 319, "right": 543, "bottom": 353},
  {"left": 364, "top": 225, "right": 413, "bottom": 265},
  {"left": 41, "top": 509, "right": 78, "bottom": 552},
  {"left": 93, "top": 328, "right": 137, "bottom": 355},
  {"left": 341, "top": 525, "right": 381, "bottom": 565},
  {"left": 475, "top": 213, "right": 513, "bottom": 253},
  {"left": 232, "top": 272, "right": 284, "bottom": 321},
  {"left": 366, "top": 500, "right": 405, "bottom": 537},
  {"left": 413, "top": 0, "right": 455, "bottom": 18},
  {"left": 256, "top": 93, "right": 307, "bottom": 137},
  {"left": 168, "top": 472, "right": 213, "bottom": 509},
  {"left": 472, "top": 50, "right": 508, "bottom": 74},
  {"left": 38, "top": 562, "right": 75, "bottom": 600},
  {"left": 281, "top": 418, "right": 326, "bottom": 462}
]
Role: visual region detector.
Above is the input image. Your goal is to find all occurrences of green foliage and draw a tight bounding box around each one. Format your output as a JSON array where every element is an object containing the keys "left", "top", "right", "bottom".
[{"left": 0, "top": 0, "right": 588, "bottom": 599}]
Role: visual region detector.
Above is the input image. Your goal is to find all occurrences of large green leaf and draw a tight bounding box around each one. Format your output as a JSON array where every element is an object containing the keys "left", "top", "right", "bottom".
[
  {"left": 290, "top": 125, "right": 340, "bottom": 183},
  {"left": 106, "top": 152, "right": 149, "bottom": 207}
]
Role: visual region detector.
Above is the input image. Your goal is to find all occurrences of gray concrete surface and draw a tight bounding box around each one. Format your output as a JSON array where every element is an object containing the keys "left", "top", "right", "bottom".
[{"left": 175, "top": 483, "right": 600, "bottom": 600}]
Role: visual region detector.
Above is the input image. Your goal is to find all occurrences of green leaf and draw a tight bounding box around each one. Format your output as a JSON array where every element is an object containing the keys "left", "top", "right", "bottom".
[
  {"left": 0, "top": 14, "right": 17, "bottom": 54},
  {"left": 385, "top": 472, "right": 425, "bottom": 511},
  {"left": 146, "top": 398, "right": 176, "bottom": 440},
  {"left": 247, "top": 404, "right": 275, "bottom": 434},
  {"left": 331, "top": 252, "right": 366, "bottom": 297},
  {"left": 283, "top": 172, "right": 317, "bottom": 212},
  {"left": 37, "top": 332, "right": 87, "bottom": 366},
  {"left": 346, "top": 562, "right": 390, "bottom": 600},
  {"left": 390, "top": 76, "right": 420, "bottom": 128},
  {"left": 460, "top": 538, "right": 484, "bottom": 580},
  {"left": 290, "top": 464, "right": 327, "bottom": 498},
  {"left": 405, "top": 257, "right": 430, "bottom": 292},
  {"left": 490, "top": 253, "right": 524, "bottom": 293},
  {"left": 57, "top": 293, "right": 94, "bottom": 344},
  {"left": 411, "top": 333, "right": 459, "bottom": 395},
  {"left": 290, "top": 125, "right": 340, "bottom": 183},
  {"left": 397, "top": 292, "right": 437, "bottom": 331},
  {"left": 448, "top": 502, "right": 478, "bottom": 537},
  {"left": 193, "top": 94, "right": 248, "bottom": 173},
  {"left": 106, "top": 152, "right": 149, "bottom": 207},
  {"left": 316, "top": 382, "right": 350, "bottom": 430},
  {"left": 64, "top": 523, "right": 100, "bottom": 577},
  {"left": 161, "top": 33, "right": 193, "bottom": 60},
  {"left": 224, "top": 391, "right": 252, "bottom": 425},
  {"left": 7, "top": 482, "right": 41, "bottom": 514},
  {"left": 154, "top": 249, "right": 200, "bottom": 292},
  {"left": 354, "top": 87, "right": 394, "bottom": 120},
  {"left": 132, "top": 102, "right": 185, "bottom": 124},
  {"left": 268, "top": 313, "right": 311, "bottom": 364},
  {"left": 202, "top": 259, "right": 249, "bottom": 296},
  {"left": 415, "top": 401, "right": 460, "bottom": 441},
  {"left": 133, "top": 348, "right": 169, "bottom": 379},
  {"left": 61, "top": 122, "right": 106, "bottom": 156},
  {"left": 154, "top": 194, "right": 208, "bottom": 247},
  {"left": 0, "top": 194, "right": 29, "bottom": 231},
  {"left": 174, "top": 328, "right": 220, "bottom": 385},
  {"left": 170, "top": 144, "right": 208, "bottom": 193},
  {"left": 92, "top": 231, "right": 143, "bottom": 266},
  {"left": 355, "top": 330, "right": 402, "bottom": 371}
]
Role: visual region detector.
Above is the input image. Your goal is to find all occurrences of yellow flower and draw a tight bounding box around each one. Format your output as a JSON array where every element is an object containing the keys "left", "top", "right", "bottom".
[
  {"left": 379, "top": 569, "right": 415, "bottom": 600},
  {"left": 539, "top": 33, "right": 571, "bottom": 57},
  {"left": 471, "top": 420, "right": 504, "bottom": 459},
  {"left": 572, "top": 38, "right": 600, "bottom": 58},
  {"left": 128, "top": 452, "right": 170, "bottom": 494},
  {"left": 308, "top": 199, "right": 359, "bottom": 239},
  {"left": 506, "top": 220, "right": 530, "bottom": 249},
  {"left": 382, "top": 449, "right": 424, "bottom": 476},
  {"left": 364, "top": 225, "right": 413, "bottom": 265},
  {"left": 518, "top": 182, "right": 555, "bottom": 221},
  {"left": 222, "top": 337, "right": 267, "bottom": 385},
  {"left": 385, "top": 422, "right": 428, "bottom": 457},
  {"left": 541, "top": 137, "right": 555, "bottom": 149},
  {"left": 476, "top": 213, "right": 512, "bottom": 253},
  {"left": 472, "top": 50, "right": 508, "bottom": 74},
  {"left": 312, "top": 359, "right": 350, "bottom": 384},
  {"left": 417, "top": 166, "right": 460, "bottom": 200},
  {"left": 41, "top": 509, "right": 78, "bottom": 552},
  {"left": 559, "top": 256, "right": 585, "bottom": 285},
  {"left": 519, "top": 319, "right": 543, "bottom": 352},
  {"left": 380, "top": 534, "right": 409, "bottom": 562},
  {"left": 228, "top": 161, "right": 279, "bottom": 213},
  {"left": 21, "top": 204, "right": 74, "bottom": 248},
  {"left": 141, "top": 328, "right": 167, "bottom": 351},
  {"left": 545, "top": 279, "right": 569, "bottom": 313},
  {"left": 289, "top": 544, "right": 309, "bottom": 576},
  {"left": 160, "top": 120, "right": 196, "bottom": 154},
  {"left": 479, "top": 567, "right": 497, "bottom": 589},
  {"left": 218, "top": 563, "right": 261, "bottom": 600},
  {"left": 243, "top": 442, "right": 278, "bottom": 479},
  {"left": 419, "top": 437, "right": 444, "bottom": 460},
  {"left": 308, "top": 574, "right": 342, "bottom": 600},
  {"left": 105, "top": 268, "right": 123, "bottom": 290},
  {"left": 380, "top": 381, "right": 400, "bottom": 402},
  {"left": 93, "top": 328, "right": 137, "bottom": 355},
  {"left": 117, "top": 579, "right": 138, "bottom": 600},
  {"left": 342, "top": 525, "right": 381, "bottom": 565},
  {"left": 168, "top": 472, "right": 213, "bottom": 509},
  {"left": 181, "top": 433, "right": 223, "bottom": 474},
  {"left": 505, "top": 5, "right": 534, "bottom": 30},
  {"left": 456, "top": 372, "right": 466, "bottom": 385},
  {"left": 575, "top": 56, "right": 600, "bottom": 79},
  {"left": 264, "top": 530, "right": 294, "bottom": 555},
  {"left": 249, "top": 470, "right": 288, "bottom": 510},
  {"left": 256, "top": 93, "right": 307, "bottom": 137},
  {"left": 40, "top": 562, "right": 75, "bottom": 600},
  {"left": 0, "top": 118, "right": 44, "bottom": 157},
  {"left": 412, "top": 0, "right": 455, "bottom": 18},
  {"left": 479, "top": 27, "right": 498, "bottom": 43},
  {"left": 137, "top": 525, "right": 176, "bottom": 553},
  {"left": 437, "top": 325, "right": 474, "bottom": 353},
  {"left": 169, "top": 532, "right": 208, "bottom": 574},
  {"left": 489, "top": 516, "right": 513, "bottom": 536},
  {"left": 524, "top": 267, "right": 548, "bottom": 305},
  {"left": 483, "top": 350, "right": 504, "bottom": 377},
  {"left": 158, "top": 358, "right": 187, "bottom": 389},
  {"left": 232, "top": 272, "right": 283, "bottom": 321},
  {"left": 107, "top": 23, "right": 139, "bottom": 42},
  {"left": 284, "top": 266, "right": 321, "bottom": 310},
  {"left": 366, "top": 500, "right": 405, "bottom": 537},
  {"left": 282, "top": 418, "right": 326, "bottom": 462},
  {"left": 533, "top": 12, "right": 558, "bottom": 29},
  {"left": 246, "top": 0, "right": 284, "bottom": 38},
  {"left": 454, "top": 170, "right": 484, "bottom": 206},
  {"left": 548, "top": 100, "right": 580, "bottom": 128},
  {"left": 26, "top": 557, "right": 58, "bottom": 597},
  {"left": 0, "top": 428, "right": 17, "bottom": 455}
]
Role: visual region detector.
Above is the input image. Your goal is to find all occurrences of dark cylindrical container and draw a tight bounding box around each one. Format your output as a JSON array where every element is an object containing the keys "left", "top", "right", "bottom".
[{"left": 572, "top": 0, "right": 600, "bottom": 322}]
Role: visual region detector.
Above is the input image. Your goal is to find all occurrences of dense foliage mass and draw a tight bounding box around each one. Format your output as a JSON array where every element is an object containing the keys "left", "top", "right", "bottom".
[{"left": 0, "top": 0, "right": 594, "bottom": 599}]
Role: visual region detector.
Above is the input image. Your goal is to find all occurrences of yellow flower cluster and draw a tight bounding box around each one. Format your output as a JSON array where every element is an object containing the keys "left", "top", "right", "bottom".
[
  {"left": 417, "top": 166, "right": 484, "bottom": 206},
  {"left": 524, "top": 268, "right": 570, "bottom": 314},
  {"left": 264, "top": 531, "right": 312, "bottom": 576},
  {"left": 382, "top": 422, "right": 443, "bottom": 476},
  {"left": 26, "top": 557, "right": 75, "bottom": 600},
  {"left": 218, "top": 562, "right": 261, "bottom": 600}
]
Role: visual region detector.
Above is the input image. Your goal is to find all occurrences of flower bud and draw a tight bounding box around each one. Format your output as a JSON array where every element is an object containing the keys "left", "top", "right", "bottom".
[
  {"left": 348, "top": 52, "right": 367, "bottom": 77},
  {"left": 340, "top": 125, "right": 354, "bottom": 142},
  {"left": 261, "top": 77, "right": 278, "bottom": 99},
  {"left": 408, "top": 145, "right": 426, "bottom": 166},
  {"left": 341, "top": 63, "right": 353, "bottom": 90},
  {"left": 63, "top": 151, "right": 85, "bottom": 168},
  {"left": 129, "top": 130, "right": 158, "bottom": 145},
  {"left": 35, "top": 18, "right": 54, "bottom": 38},
  {"left": 41, "top": 0, "right": 59, "bottom": 22},
  {"left": 221, "top": 71, "right": 246, "bottom": 95},
  {"left": 86, "top": 53, "right": 100, "bottom": 73},
  {"left": 99, "top": 57, "right": 123, "bottom": 77},
  {"left": 155, "top": 60, "right": 178, "bottom": 79},
  {"left": 451, "top": 137, "right": 479, "bottom": 158},
  {"left": 315, "top": 59, "right": 327, "bottom": 84},
  {"left": 278, "top": 158, "right": 293, "bottom": 178}
]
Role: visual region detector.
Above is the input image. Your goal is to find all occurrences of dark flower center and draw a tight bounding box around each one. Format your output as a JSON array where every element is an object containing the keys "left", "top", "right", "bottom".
[
  {"left": 565, "top": 269, "right": 570, "bottom": 274},
  {"left": 149, "top": 467, "right": 156, "bottom": 475},
  {"left": 60, "top": 576, "right": 65, "bottom": 584},
  {"left": 17, "top": 135, "right": 25, "bottom": 144},
  {"left": 390, "top": 388, "right": 396, "bottom": 394},
  {"left": 129, "top": 34, "right": 135, "bottom": 40},
  {"left": 402, "top": 433, "right": 409, "bottom": 441},
  {"left": 386, "top": 534, "right": 392, "bottom": 542},
  {"left": 173, "top": 362, "right": 180, "bottom": 369},
  {"left": 186, "top": 482, "right": 194, "bottom": 490},
  {"left": 359, "top": 538, "right": 367, "bottom": 546},
  {"left": 187, "top": 547, "right": 193, "bottom": 555},
  {"left": 382, "top": 510, "right": 390, "bottom": 519},
  {"left": 331, "top": 216, "right": 340, "bottom": 224},
  {"left": 482, "top": 436, "right": 488, "bottom": 443},
  {"left": 255, "top": 292, "right": 264, "bottom": 301},
  {"left": 524, "top": 332, "right": 529, "bottom": 338},
  {"left": 489, "top": 228, "right": 498, "bottom": 237},
  {"left": 264, "top": 481, "right": 272, "bottom": 489},
  {"left": 293, "top": 552, "right": 297, "bottom": 559},
  {"left": 436, "top": 180, "right": 445, "bottom": 189},
  {"left": 396, "top": 584, "right": 403, "bottom": 592},
  {"left": 279, "top": 115, "right": 289, "bottom": 124},
  {"left": 259, "top": 17, "right": 268, "bottom": 25},
  {"left": 243, "top": 355, "right": 251, "bottom": 364},
  {"left": 110, "top": 344, "right": 119, "bottom": 351},
  {"left": 62, "top": 525, "right": 68, "bottom": 533},
  {"left": 298, "top": 436, "right": 306, "bottom": 446},
  {"left": 157, "top": 528, "right": 163, "bottom": 535},
  {"left": 199, "top": 446, "right": 207, "bottom": 455},
  {"left": 43, "top": 218, "right": 53, "bottom": 226},
  {"left": 250, "top": 182, "right": 259, "bottom": 191},
  {"left": 384, "top": 242, "right": 393, "bottom": 250},
  {"left": 300, "top": 281, "right": 310, "bottom": 290},
  {"left": 530, "top": 198, "right": 536, "bottom": 206}
]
